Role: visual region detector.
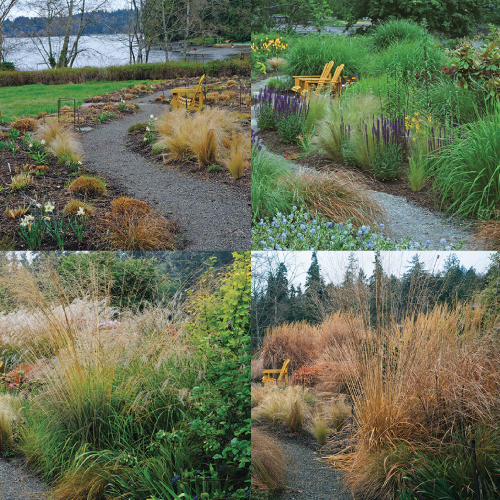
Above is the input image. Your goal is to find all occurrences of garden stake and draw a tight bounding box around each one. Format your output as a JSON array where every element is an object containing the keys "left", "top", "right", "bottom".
[{"left": 472, "top": 437, "right": 481, "bottom": 500}]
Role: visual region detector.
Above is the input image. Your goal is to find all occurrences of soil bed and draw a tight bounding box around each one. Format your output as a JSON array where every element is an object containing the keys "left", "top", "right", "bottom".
[{"left": 0, "top": 138, "right": 131, "bottom": 250}]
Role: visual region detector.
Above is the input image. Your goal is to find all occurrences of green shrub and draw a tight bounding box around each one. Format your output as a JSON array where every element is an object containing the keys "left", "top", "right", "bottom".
[
  {"left": 370, "top": 19, "right": 430, "bottom": 51},
  {"left": 277, "top": 114, "right": 305, "bottom": 144},
  {"left": 371, "top": 143, "right": 404, "bottom": 181},
  {"left": 256, "top": 103, "right": 277, "bottom": 130}
]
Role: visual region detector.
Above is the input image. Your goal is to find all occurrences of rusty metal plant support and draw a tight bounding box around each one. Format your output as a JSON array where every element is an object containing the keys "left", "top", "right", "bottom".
[{"left": 57, "top": 98, "right": 78, "bottom": 131}]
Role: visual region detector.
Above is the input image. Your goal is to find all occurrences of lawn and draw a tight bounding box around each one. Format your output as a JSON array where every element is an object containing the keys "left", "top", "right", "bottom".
[{"left": 0, "top": 80, "right": 162, "bottom": 121}]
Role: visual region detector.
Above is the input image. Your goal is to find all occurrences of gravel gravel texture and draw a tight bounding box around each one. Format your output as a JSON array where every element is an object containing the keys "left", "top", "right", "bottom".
[
  {"left": 278, "top": 438, "right": 350, "bottom": 500},
  {"left": 0, "top": 457, "right": 50, "bottom": 500},
  {"left": 79, "top": 90, "right": 250, "bottom": 250},
  {"left": 251, "top": 78, "right": 473, "bottom": 250}
]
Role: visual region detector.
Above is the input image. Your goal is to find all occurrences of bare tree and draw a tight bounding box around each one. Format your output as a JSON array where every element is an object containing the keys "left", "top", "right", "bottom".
[
  {"left": 16, "top": 0, "right": 109, "bottom": 67},
  {"left": 0, "top": 0, "right": 21, "bottom": 61}
]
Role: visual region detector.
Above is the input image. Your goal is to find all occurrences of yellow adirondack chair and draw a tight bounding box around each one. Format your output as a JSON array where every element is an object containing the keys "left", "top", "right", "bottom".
[
  {"left": 262, "top": 359, "right": 290, "bottom": 387},
  {"left": 170, "top": 74, "right": 205, "bottom": 111},
  {"left": 292, "top": 61, "right": 333, "bottom": 95},
  {"left": 329, "top": 64, "right": 345, "bottom": 96}
]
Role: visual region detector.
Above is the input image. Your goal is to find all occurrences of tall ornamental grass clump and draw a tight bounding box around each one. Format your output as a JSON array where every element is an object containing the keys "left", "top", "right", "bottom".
[
  {"left": 286, "top": 35, "right": 370, "bottom": 78},
  {"left": 323, "top": 305, "right": 500, "bottom": 499},
  {"left": 429, "top": 104, "right": 500, "bottom": 218},
  {"left": 0, "top": 252, "right": 251, "bottom": 500},
  {"left": 369, "top": 19, "right": 430, "bottom": 51}
]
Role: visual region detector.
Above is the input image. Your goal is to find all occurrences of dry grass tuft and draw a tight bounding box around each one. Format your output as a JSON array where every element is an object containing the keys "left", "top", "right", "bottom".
[
  {"left": 10, "top": 172, "right": 32, "bottom": 190},
  {"left": 11, "top": 118, "right": 37, "bottom": 133},
  {"left": 206, "top": 92, "right": 220, "bottom": 103},
  {"left": 155, "top": 108, "right": 241, "bottom": 166},
  {"left": 69, "top": 175, "right": 106, "bottom": 198},
  {"left": 288, "top": 169, "right": 384, "bottom": 227},
  {"left": 4, "top": 206, "right": 29, "bottom": 219},
  {"left": 267, "top": 57, "right": 287, "bottom": 71},
  {"left": 111, "top": 196, "right": 152, "bottom": 216},
  {"left": 48, "top": 132, "right": 84, "bottom": 162},
  {"left": 0, "top": 394, "right": 22, "bottom": 450},
  {"left": 102, "top": 211, "right": 179, "bottom": 251},
  {"left": 222, "top": 131, "right": 249, "bottom": 179},
  {"left": 251, "top": 357, "right": 264, "bottom": 382},
  {"left": 251, "top": 428, "right": 286, "bottom": 493},
  {"left": 62, "top": 199, "right": 95, "bottom": 217},
  {"left": 35, "top": 119, "right": 66, "bottom": 145},
  {"left": 252, "top": 385, "right": 315, "bottom": 430},
  {"left": 472, "top": 220, "right": 500, "bottom": 250}
]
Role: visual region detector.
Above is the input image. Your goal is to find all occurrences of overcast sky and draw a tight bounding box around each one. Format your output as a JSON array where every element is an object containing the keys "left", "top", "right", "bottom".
[
  {"left": 252, "top": 251, "right": 496, "bottom": 288},
  {"left": 8, "top": 0, "right": 129, "bottom": 20}
]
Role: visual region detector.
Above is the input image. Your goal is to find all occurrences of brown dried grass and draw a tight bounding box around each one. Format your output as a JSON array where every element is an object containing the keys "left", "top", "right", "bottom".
[
  {"left": 62, "top": 199, "right": 95, "bottom": 217},
  {"left": 222, "top": 131, "right": 249, "bottom": 179},
  {"left": 102, "top": 211, "right": 179, "bottom": 251},
  {"left": 111, "top": 196, "right": 152, "bottom": 216},
  {"left": 287, "top": 169, "right": 384, "bottom": 227},
  {"left": 11, "top": 118, "right": 37, "bottom": 133},
  {"left": 251, "top": 428, "right": 286, "bottom": 493},
  {"left": 4, "top": 206, "right": 29, "bottom": 219},
  {"left": 35, "top": 118, "right": 66, "bottom": 145},
  {"left": 69, "top": 176, "right": 106, "bottom": 198},
  {"left": 155, "top": 108, "right": 240, "bottom": 166},
  {"left": 48, "top": 132, "right": 84, "bottom": 162},
  {"left": 251, "top": 357, "right": 264, "bottom": 382},
  {"left": 471, "top": 220, "right": 500, "bottom": 250}
]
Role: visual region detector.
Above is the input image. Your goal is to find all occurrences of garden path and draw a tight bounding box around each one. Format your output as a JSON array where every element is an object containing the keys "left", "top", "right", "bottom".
[
  {"left": 79, "top": 89, "right": 250, "bottom": 250},
  {"left": 251, "top": 78, "right": 472, "bottom": 249},
  {"left": 277, "top": 437, "right": 351, "bottom": 500},
  {"left": 0, "top": 457, "right": 50, "bottom": 499}
]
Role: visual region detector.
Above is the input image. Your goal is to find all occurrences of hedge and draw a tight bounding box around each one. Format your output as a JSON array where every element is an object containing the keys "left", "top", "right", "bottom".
[{"left": 0, "top": 58, "right": 250, "bottom": 87}]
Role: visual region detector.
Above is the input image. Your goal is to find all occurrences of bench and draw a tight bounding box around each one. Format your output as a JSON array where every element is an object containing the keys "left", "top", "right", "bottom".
[
  {"left": 170, "top": 74, "right": 205, "bottom": 111},
  {"left": 262, "top": 358, "right": 290, "bottom": 387},
  {"left": 292, "top": 61, "right": 333, "bottom": 95}
]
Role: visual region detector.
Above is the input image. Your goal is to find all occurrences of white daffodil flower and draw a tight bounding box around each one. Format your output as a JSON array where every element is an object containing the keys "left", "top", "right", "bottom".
[
  {"left": 77, "top": 207, "right": 85, "bottom": 216},
  {"left": 150, "top": 114, "right": 154, "bottom": 119},
  {"left": 44, "top": 202, "right": 55, "bottom": 213}
]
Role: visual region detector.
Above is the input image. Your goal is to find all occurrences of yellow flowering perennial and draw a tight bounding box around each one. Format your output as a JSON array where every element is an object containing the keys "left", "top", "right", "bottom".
[{"left": 251, "top": 37, "right": 289, "bottom": 58}]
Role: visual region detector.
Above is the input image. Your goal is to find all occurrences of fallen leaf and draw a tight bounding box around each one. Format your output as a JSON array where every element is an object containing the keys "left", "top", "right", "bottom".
[{"left": 297, "top": 490, "right": 303, "bottom": 493}]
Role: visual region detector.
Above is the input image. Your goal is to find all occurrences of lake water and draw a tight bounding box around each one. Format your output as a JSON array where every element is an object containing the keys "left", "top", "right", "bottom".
[{"left": 2, "top": 34, "right": 248, "bottom": 71}]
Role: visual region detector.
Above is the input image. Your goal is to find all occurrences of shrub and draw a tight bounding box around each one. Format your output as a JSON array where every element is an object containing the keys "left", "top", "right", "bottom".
[
  {"left": 371, "top": 142, "right": 404, "bottom": 181},
  {"left": 101, "top": 211, "right": 179, "bottom": 251},
  {"left": 11, "top": 118, "right": 37, "bottom": 133},
  {"left": 370, "top": 19, "right": 430, "bottom": 51},
  {"left": 251, "top": 428, "right": 286, "bottom": 493},
  {"left": 69, "top": 175, "right": 106, "bottom": 197},
  {"left": 267, "top": 57, "right": 287, "bottom": 71},
  {"left": 0, "top": 394, "right": 22, "bottom": 450},
  {"left": 111, "top": 196, "right": 152, "bottom": 215},
  {"left": 62, "top": 199, "right": 95, "bottom": 217}
]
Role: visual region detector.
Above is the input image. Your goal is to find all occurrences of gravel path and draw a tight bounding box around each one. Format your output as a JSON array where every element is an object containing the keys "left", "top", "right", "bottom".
[
  {"left": 0, "top": 458, "right": 49, "bottom": 500},
  {"left": 79, "top": 90, "right": 250, "bottom": 250},
  {"left": 278, "top": 438, "right": 351, "bottom": 500},
  {"left": 251, "top": 78, "right": 472, "bottom": 249}
]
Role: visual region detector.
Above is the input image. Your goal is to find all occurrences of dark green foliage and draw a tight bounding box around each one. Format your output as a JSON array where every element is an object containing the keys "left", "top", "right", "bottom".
[
  {"left": 0, "top": 62, "right": 14, "bottom": 71},
  {"left": 256, "top": 103, "right": 277, "bottom": 130},
  {"left": 347, "top": 0, "right": 485, "bottom": 38},
  {"left": 277, "top": 114, "right": 305, "bottom": 143},
  {"left": 371, "top": 142, "right": 404, "bottom": 181},
  {"left": 369, "top": 19, "right": 430, "bottom": 51}
]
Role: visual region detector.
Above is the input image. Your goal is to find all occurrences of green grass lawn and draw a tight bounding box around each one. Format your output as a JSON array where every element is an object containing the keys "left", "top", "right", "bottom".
[{"left": 0, "top": 79, "right": 162, "bottom": 122}]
